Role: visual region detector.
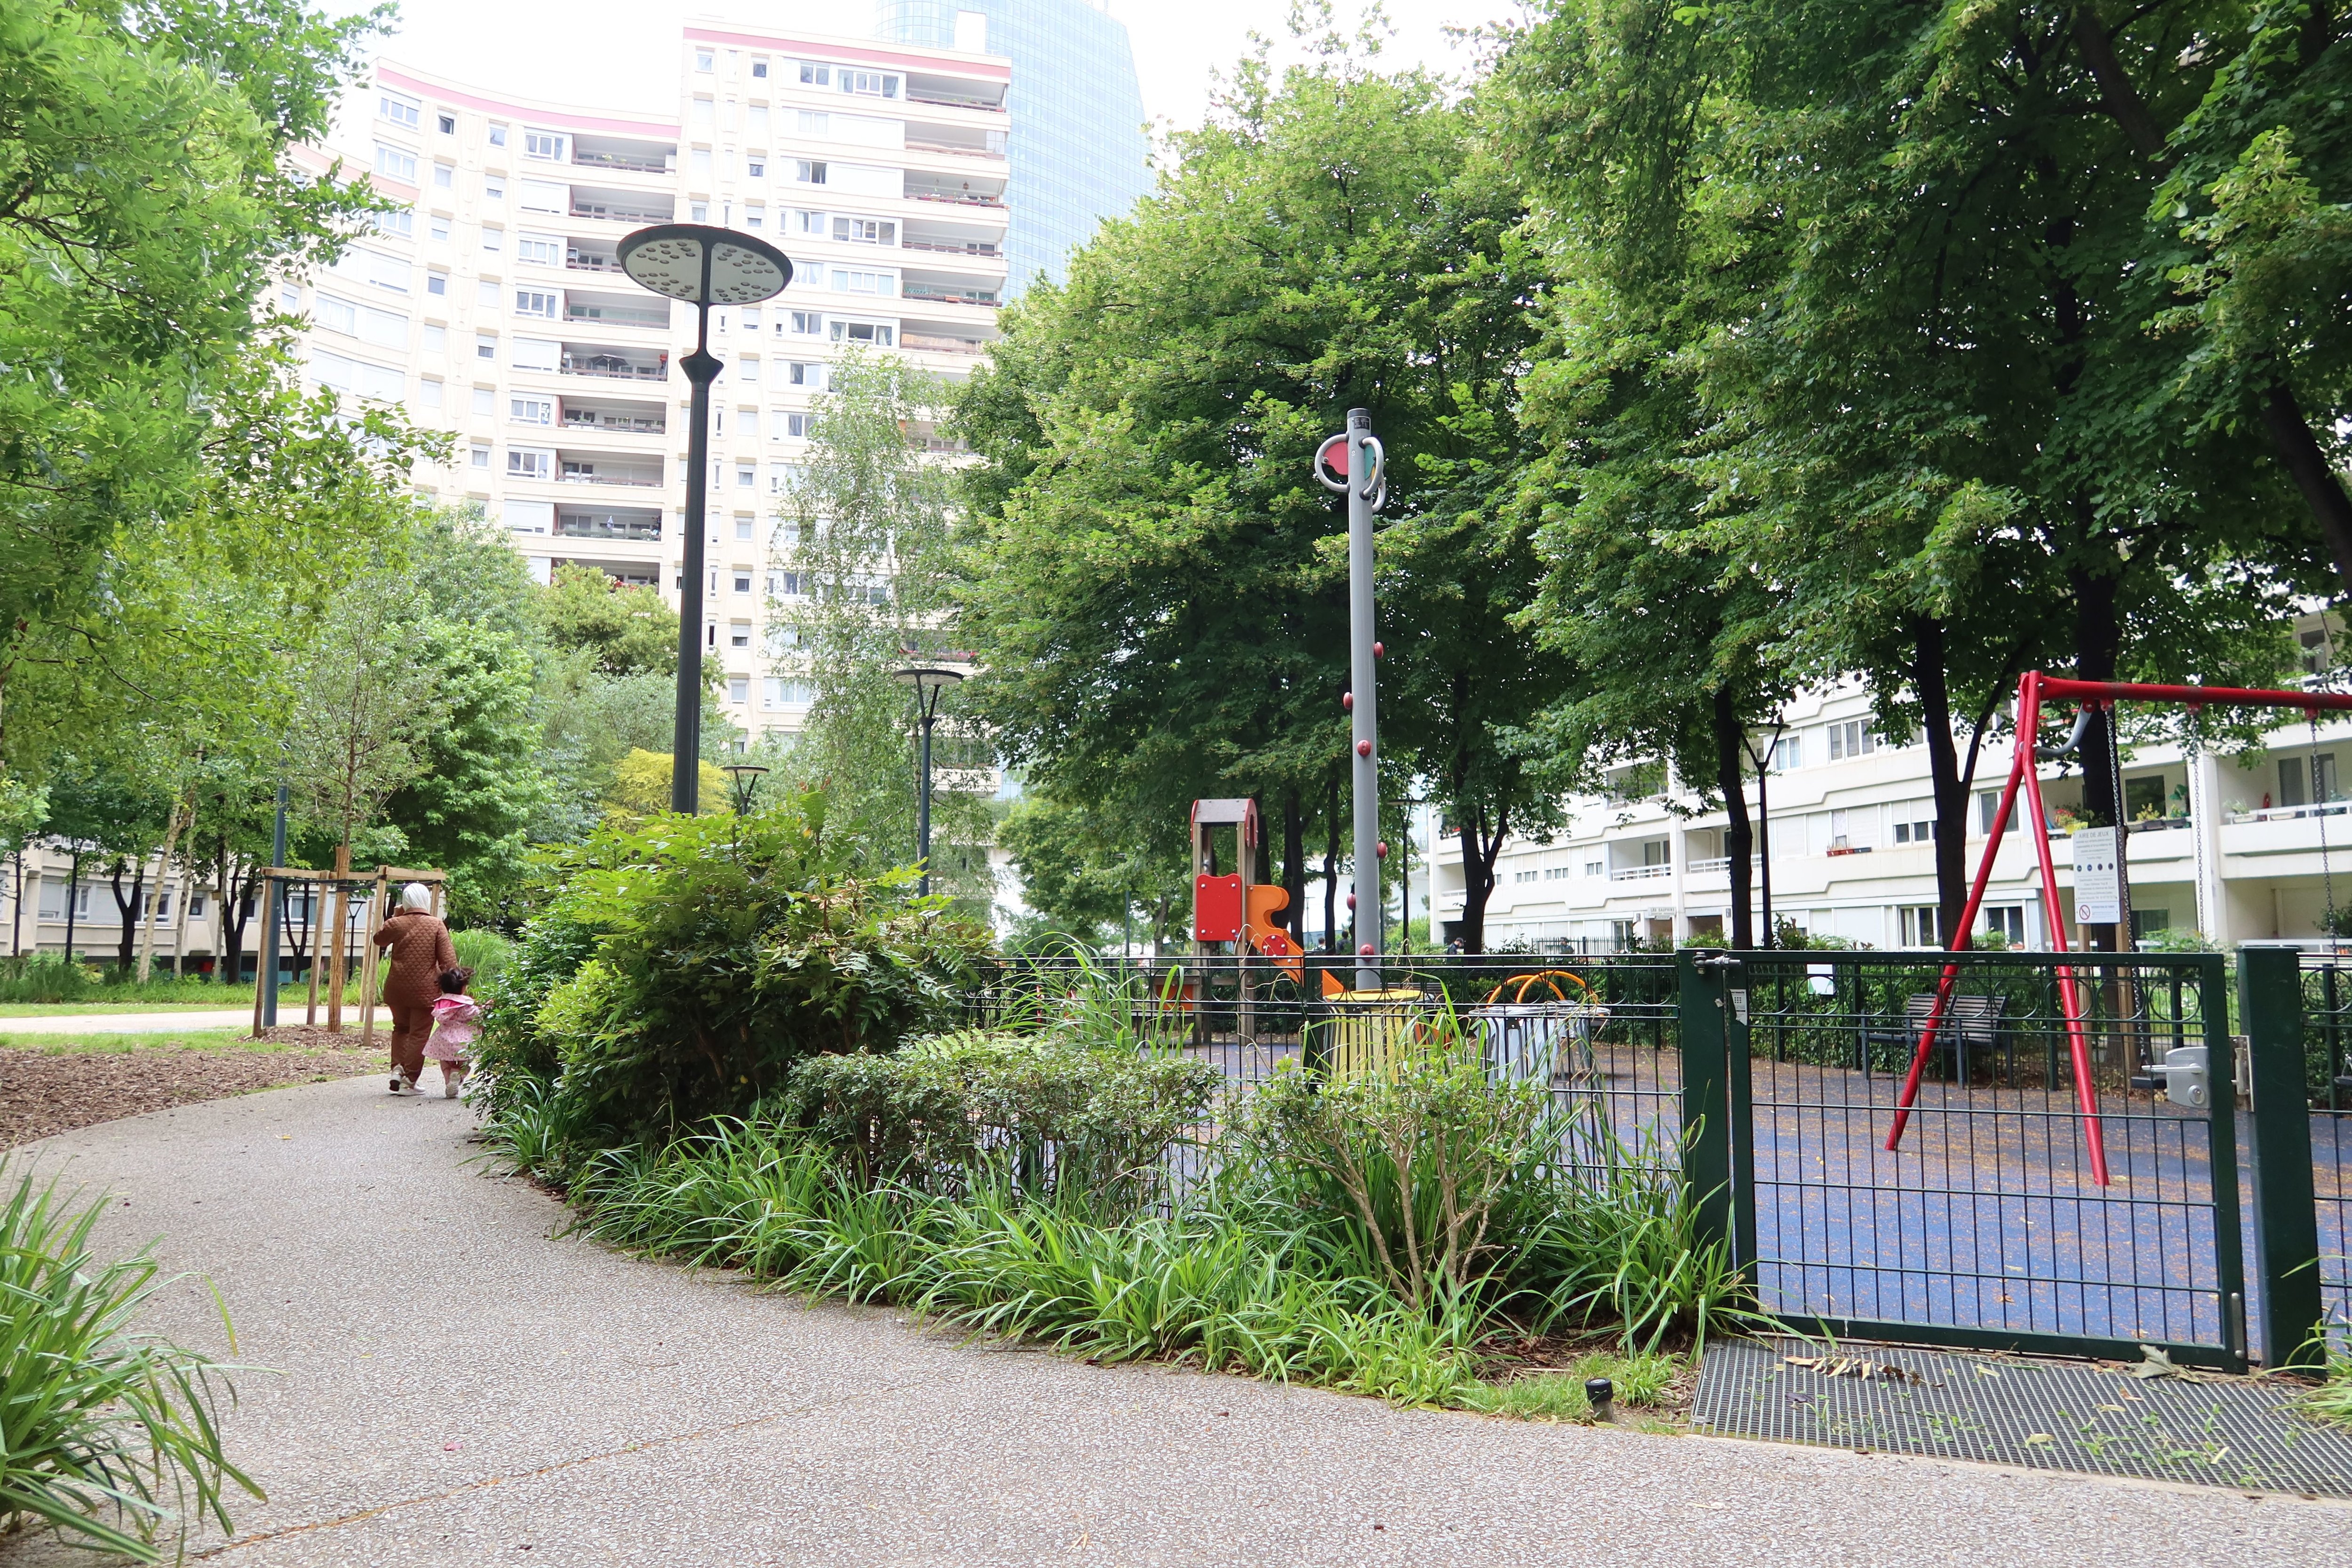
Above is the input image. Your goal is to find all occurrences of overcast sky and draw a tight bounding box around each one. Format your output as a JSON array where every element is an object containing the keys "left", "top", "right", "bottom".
[{"left": 353, "top": 1, "right": 1518, "bottom": 133}]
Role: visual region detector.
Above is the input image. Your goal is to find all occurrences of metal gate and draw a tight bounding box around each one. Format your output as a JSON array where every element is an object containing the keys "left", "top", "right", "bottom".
[{"left": 1680, "top": 947, "right": 2261, "bottom": 1370}]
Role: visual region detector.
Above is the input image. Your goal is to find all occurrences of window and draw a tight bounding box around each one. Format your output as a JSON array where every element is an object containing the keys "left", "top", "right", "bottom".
[
  {"left": 472, "top": 385, "right": 494, "bottom": 414},
  {"left": 1513, "top": 869, "right": 1535, "bottom": 885},
  {"left": 744, "top": 205, "right": 766, "bottom": 230},
  {"left": 1899, "top": 906, "right": 1941, "bottom": 947},
  {"left": 1982, "top": 906, "right": 2026, "bottom": 945},
  {"left": 2125, "top": 773, "right": 2170, "bottom": 822},
  {"left": 735, "top": 462, "right": 755, "bottom": 488},
  {"left": 729, "top": 675, "right": 750, "bottom": 704},
  {"left": 752, "top": 58, "right": 769, "bottom": 78},
  {"left": 487, "top": 122, "right": 507, "bottom": 147},
  {"left": 690, "top": 202, "right": 708, "bottom": 223},
  {"left": 373, "top": 209, "right": 413, "bottom": 238},
  {"left": 798, "top": 62, "right": 831, "bottom": 86},
  {"left": 315, "top": 295, "right": 357, "bottom": 334},
  {"left": 379, "top": 93, "right": 420, "bottom": 129},
  {"left": 429, "top": 215, "right": 451, "bottom": 243},
  {"left": 838, "top": 69, "right": 898, "bottom": 98},
  {"left": 786, "top": 361, "right": 826, "bottom": 388},
  {"left": 524, "top": 129, "right": 565, "bottom": 160},
  {"left": 732, "top": 570, "right": 753, "bottom": 593},
  {"left": 783, "top": 310, "right": 823, "bottom": 336},
  {"left": 738, "top": 408, "right": 759, "bottom": 438},
  {"left": 833, "top": 215, "right": 895, "bottom": 245},
  {"left": 1770, "top": 734, "right": 1803, "bottom": 772},
  {"left": 484, "top": 178, "right": 505, "bottom": 205},
  {"left": 426, "top": 269, "right": 448, "bottom": 297},
  {"left": 420, "top": 376, "right": 444, "bottom": 408},
  {"left": 2130, "top": 907, "right": 2172, "bottom": 941},
  {"left": 829, "top": 319, "right": 893, "bottom": 346},
  {"left": 475, "top": 332, "right": 497, "bottom": 359},
  {"left": 478, "top": 279, "right": 500, "bottom": 306},
  {"left": 516, "top": 233, "right": 560, "bottom": 266},
  {"left": 2281, "top": 754, "right": 2338, "bottom": 808},
  {"left": 798, "top": 110, "right": 831, "bottom": 135},
  {"left": 1892, "top": 818, "right": 1935, "bottom": 844},
  {"left": 434, "top": 162, "right": 454, "bottom": 189},
  {"left": 796, "top": 209, "right": 827, "bottom": 233},
  {"left": 374, "top": 143, "right": 417, "bottom": 182},
  {"left": 482, "top": 226, "right": 504, "bottom": 253},
  {"left": 728, "top": 623, "right": 752, "bottom": 649},
  {"left": 742, "top": 308, "right": 762, "bottom": 332},
  {"left": 737, "top": 358, "right": 761, "bottom": 384},
  {"left": 1978, "top": 789, "right": 2004, "bottom": 835},
  {"left": 1545, "top": 865, "right": 1571, "bottom": 881},
  {"left": 1611, "top": 920, "right": 1637, "bottom": 952},
  {"left": 764, "top": 677, "right": 815, "bottom": 708},
  {"left": 691, "top": 147, "right": 713, "bottom": 180},
  {"left": 1585, "top": 860, "right": 1604, "bottom": 877},
  {"left": 510, "top": 396, "right": 553, "bottom": 424},
  {"left": 1826, "top": 720, "right": 1876, "bottom": 760},
  {"left": 747, "top": 158, "right": 766, "bottom": 179},
  {"left": 514, "top": 288, "right": 558, "bottom": 318},
  {"left": 829, "top": 267, "right": 896, "bottom": 296},
  {"left": 795, "top": 160, "right": 827, "bottom": 184},
  {"left": 508, "top": 448, "right": 551, "bottom": 479},
  {"left": 518, "top": 179, "right": 567, "bottom": 215},
  {"left": 691, "top": 98, "right": 715, "bottom": 130},
  {"left": 469, "top": 441, "right": 490, "bottom": 468},
  {"left": 278, "top": 285, "right": 302, "bottom": 312},
  {"left": 437, "top": 111, "right": 457, "bottom": 135},
  {"left": 735, "top": 517, "right": 755, "bottom": 541},
  {"left": 696, "top": 48, "right": 715, "bottom": 72},
  {"left": 783, "top": 412, "right": 813, "bottom": 438}
]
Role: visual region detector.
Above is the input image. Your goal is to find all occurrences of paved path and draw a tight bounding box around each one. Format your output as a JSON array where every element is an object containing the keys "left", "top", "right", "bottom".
[
  {"left": 5, "top": 1074, "right": 2346, "bottom": 1567},
  {"left": 0, "top": 1008, "right": 253, "bottom": 1035}
]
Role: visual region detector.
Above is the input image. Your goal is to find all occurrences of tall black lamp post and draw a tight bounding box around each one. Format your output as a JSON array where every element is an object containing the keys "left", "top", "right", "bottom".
[
  {"left": 892, "top": 666, "right": 964, "bottom": 896},
  {"left": 617, "top": 223, "right": 793, "bottom": 814},
  {"left": 722, "top": 762, "right": 768, "bottom": 815}
]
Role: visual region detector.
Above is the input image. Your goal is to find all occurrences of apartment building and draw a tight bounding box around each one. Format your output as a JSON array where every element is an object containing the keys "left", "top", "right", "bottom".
[
  {"left": 1431, "top": 626, "right": 2352, "bottom": 953},
  {"left": 2, "top": 12, "right": 1153, "bottom": 968}
]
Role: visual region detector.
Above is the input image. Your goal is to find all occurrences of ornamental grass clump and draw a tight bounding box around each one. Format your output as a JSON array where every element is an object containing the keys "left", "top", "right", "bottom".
[{"left": 0, "top": 1168, "right": 260, "bottom": 1562}]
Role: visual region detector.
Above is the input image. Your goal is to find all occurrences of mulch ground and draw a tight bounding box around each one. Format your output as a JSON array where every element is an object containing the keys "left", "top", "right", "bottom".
[{"left": 0, "top": 1031, "right": 387, "bottom": 1149}]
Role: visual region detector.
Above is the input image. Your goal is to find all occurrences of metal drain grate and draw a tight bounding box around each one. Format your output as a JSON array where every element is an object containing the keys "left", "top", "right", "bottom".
[{"left": 1692, "top": 1337, "right": 2352, "bottom": 1497}]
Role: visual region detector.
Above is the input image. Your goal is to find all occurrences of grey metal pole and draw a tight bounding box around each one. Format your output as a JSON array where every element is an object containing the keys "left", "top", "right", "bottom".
[
  {"left": 262, "top": 782, "right": 287, "bottom": 1025},
  {"left": 916, "top": 700, "right": 935, "bottom": 898},
  {"left": 1346, "top": 407, "right": 1382, "bottom": 992},
  {"left": 672, "top": 262, "right": 720, "bottom": 813}
]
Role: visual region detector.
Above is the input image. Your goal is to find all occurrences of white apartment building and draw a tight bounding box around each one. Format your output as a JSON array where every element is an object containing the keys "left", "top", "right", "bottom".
[
  {"left": 1, "top": 21, "right": 1034, "bottom": 970},
  {"left": 1433, "top": 625, "right": 2352, "bottom": 953}
]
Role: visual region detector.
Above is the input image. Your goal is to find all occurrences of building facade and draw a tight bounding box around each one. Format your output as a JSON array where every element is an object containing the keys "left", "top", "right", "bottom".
[
  {"left": 1432, "top": 629, "right": 2352, "bottom": 953},
  {"left": 875, "top": 0, "right": 1155, "bottom": 294},
  {"left": 2, "top": 13, "right": 1153, "bottom": 969}
]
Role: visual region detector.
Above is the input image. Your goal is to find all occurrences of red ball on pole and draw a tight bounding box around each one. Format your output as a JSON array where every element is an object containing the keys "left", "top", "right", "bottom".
[
  {"left": 1376, "top": 841, "right": 1389, "bottom": 859},
  {"left": 1356, "top": 739, "right": 1372, "bottom": 757},
  {"left": 1359, "top": 942, "right": 1375, "bottom": 955},
  {"left": 1345, "top": 894, "right": 1356, "bottom": 910},
  {"left": 1342, "top": 691, "right": 1354, "bottom": 711},
  {"left": 1373, "top": 641, "right": 1384, "bottom": 659}
]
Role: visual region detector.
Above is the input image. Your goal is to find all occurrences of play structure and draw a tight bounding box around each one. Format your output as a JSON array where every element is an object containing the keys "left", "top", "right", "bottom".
[
  {"left": 1189, "top": 798, "right": 1303, "bottom": 979},
  {"left": 1884, "top": 671, "right": 2352, "bottom": 1183},
  {"left": 249, "top": 862, "right": 447, "bottom": 1043}
]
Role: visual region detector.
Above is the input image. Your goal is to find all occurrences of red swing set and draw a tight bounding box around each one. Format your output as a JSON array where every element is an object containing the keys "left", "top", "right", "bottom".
[{"left": 1883, "top": 669, "right": 2352, "bottom": 1185}]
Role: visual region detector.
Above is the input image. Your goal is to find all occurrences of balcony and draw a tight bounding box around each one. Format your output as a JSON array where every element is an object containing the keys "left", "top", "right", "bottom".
[
  {"left": 558, "top": 452, "right": 663, "bottom": 488},
  {"left": 561, "top": 404, "right": 665, "bottom": 436},
  {"left": 556, "top": 508, "right": 662, "bottom": 543},
  {"left": 566, "top": 247, "right": 624, "bottom": 275},
  {"left": 559, "top": 347, "right": 667, "bottom": 382},
  {"left": 901, "top": 331, "right": 987, "bottom": 355},
  {"left": 564, "top": 293, "right": 669, "bottom": 329},
  {"left": 905, "top": 135, "right": 1006, "bottom": 160},
  {"left": 903, "top": 237, "right": 1000, "bottom": 257},
  {"left": 569, "top": 188, "right": 673, "bottom": 224},
  {"left": 1607, "top": 864, "right": 1671, "bottom": 882},
  {"left": 906, "top": 187, "right": 1006, "bottom": 210},
  {"left": 901, "top": 283, "right": 999, "bottom": 306}
]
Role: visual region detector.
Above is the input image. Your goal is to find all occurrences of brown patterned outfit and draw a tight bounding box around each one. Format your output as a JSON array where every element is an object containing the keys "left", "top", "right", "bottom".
[{"left": 373, "top": 909, "right": 456, "bottom": 1086}]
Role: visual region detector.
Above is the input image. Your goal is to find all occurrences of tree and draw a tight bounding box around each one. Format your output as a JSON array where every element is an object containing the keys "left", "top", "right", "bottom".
[
  {"left": 998, "top": 788, "right": 1191, "bottom": 949},
  {"left": 539, "top": 564, "right": 680, "bottom": 677},
  {"left": 284, "top": 586, "right": 434, "bottom": 872},
  {"left": 606, "top": 750, "right": 731, "bottom": 819},
  {"left": 772, "top": 350, "right": 993, "bottom": 903},
  {"left": 958, "top": 23, "right": 1571, "bottom": 949}
]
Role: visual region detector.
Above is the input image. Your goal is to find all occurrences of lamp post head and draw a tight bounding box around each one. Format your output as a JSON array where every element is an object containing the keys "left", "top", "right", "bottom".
[
  {"left": 721, "top": 762, "right": 769, "bottom": 785},
  {"left": 617, "top": 223, "right": 793, "bottom": 306},
  {"left": 891, "top": 665, "right": 967, "bottom": 697}
]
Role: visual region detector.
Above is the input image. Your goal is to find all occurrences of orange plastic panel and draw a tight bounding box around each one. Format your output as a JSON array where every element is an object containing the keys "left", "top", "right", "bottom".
[{"left": 1193, "top": 873, "right": 1244, "bottom": 941}]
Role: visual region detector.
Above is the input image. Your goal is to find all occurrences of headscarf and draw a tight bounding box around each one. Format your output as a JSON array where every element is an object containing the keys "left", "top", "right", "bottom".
[{"left": 402, "top": 882, "right": 433, "bottom": 912}]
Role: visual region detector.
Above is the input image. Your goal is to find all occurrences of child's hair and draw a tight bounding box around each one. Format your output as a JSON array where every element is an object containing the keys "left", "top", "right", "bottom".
[{"left": 438, "top": 966, "right": 476, "bottom": 995}]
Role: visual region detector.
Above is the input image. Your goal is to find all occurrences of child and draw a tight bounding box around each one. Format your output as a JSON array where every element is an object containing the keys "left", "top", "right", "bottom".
[{"left": 425, "top": 966, "right": 482, "bottom": 1100}]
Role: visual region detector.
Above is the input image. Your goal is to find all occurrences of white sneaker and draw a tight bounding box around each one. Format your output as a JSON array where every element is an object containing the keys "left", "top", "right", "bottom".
[
  {"left": 389, "top": 1075, "right": 406, "bottom": 1094},
  {"left": 443, "top": 1069, "right": 461, "bottom": 1099}
]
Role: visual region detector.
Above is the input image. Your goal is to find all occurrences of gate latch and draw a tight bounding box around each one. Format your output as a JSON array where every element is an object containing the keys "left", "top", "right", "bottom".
[{"left": 2154, "top": 1045, "right": 2208, "bottom": 1110}]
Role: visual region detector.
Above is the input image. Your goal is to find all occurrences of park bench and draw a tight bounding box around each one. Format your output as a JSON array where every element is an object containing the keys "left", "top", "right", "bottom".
[{"left": 1861, "top": 992, "right": 2007, "bottom": 1085}]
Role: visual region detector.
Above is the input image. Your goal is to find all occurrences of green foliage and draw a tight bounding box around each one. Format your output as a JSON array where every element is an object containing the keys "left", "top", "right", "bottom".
[
  {"left": 539, "top": 564, "right": 679, "bottom": 678},
  {"left": 1453, "top": 1350, "right": 1679, "bottom": 1422},
  {"left": 484, "top": 796, "right": 996, "bottom": 1146},
  {"left": 997, "top": 790, "right": 1189, "bottom": 948},
  {"left": 449, "top": 928, "right": 515, "bottom": 988},
  {"left": 2297, "top": 1343, "right": 2352, "bottom": 1432},
  {"left": 0, "top": 1166, "right": 261, "bottom": 1560},
  {"left": 785, "top": 1029, "right": 1220, "bottom": 1206}
]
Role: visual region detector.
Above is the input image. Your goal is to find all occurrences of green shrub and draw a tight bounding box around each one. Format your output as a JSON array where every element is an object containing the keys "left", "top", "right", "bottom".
[
  {"left": 449, "top": 928, "right": 515, "bottom": 989},
  {"left": 0, "top": 1168, "right": 260, "bottom": 1560},
  {"left": 475, "top": 792, "right": 996, "bottom": 1153},
  {"left": 785, "top": 1030, "right": 1220, "bottom": 1207},
  {"left": 1455, "top": 1349, "right": 1680, "bottom": 1422}
]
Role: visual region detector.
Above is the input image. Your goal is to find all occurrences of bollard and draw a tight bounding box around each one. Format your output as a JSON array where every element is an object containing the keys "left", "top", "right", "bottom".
[{"left": 1585, "top": 1377, "right": 1615, "bottom": 1423}]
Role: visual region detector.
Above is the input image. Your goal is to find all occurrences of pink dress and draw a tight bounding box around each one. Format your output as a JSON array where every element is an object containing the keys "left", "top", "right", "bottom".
[{"left": 425, "top": 996, "right": 482, "bottom": 1063}]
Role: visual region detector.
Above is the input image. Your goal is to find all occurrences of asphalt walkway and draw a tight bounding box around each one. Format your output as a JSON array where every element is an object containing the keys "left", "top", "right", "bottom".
[
  {"left": 0, "top": 1008, "right": 254, "bottom": 1035},
  {"left": 5, "top": 1071, "right": 2346, "bottom": 1566}
]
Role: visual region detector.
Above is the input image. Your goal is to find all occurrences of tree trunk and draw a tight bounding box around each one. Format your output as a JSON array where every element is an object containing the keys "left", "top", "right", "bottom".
[
  {"left": 1282, "top": 789, "right": 1305, "bottom": 947},
  {"left": 1321, "top": 776, "right": 1339, "bottom": 953},
  {"left": 1908, "top": 616, "right": 1973, "bottom": 943},
  {"left": 215, "top": 840, "right": 240, "bottom": 986},
  {"left": 167, "top": 798, "right": 196, "bottom": 979},
  {"left": 2258, "top": 379, "right": 2352, "bottom": 601},
  {"left": 2071, "top": 557, "right": 2124, "bottom": 952},
  {"left": 136, "top": 791, "right": 193, "bottom": 985},
  {"left": 1713, "top": 687, "right": 1755, "bottom": 950},
  {"left": 1454, "top": 801, "right": 1510, "bottom": 955},
  {"left": 108, "top": 859, "right": 143, "bottom": 976}
]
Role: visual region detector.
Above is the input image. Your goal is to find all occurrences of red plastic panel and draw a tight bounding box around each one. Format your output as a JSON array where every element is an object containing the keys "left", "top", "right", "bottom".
[{"left": 1193, "top": 873, "right": 1243, "bottom": 941}]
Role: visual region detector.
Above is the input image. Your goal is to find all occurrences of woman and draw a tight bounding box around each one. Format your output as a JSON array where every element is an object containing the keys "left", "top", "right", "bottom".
[{"left": 373, "top": 883, "right": 456, "bottom": 1095}]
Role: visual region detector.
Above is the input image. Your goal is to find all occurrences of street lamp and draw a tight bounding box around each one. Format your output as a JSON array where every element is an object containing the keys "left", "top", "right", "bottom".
[
  {"left": 722, "top": 762, "right": 768, "bottom": 816},
  {"left": 892, "top": 665, "right": 965, "bottom": 896},
  {"left": 617, "top": 223, "right": 794, "bottom": 814}
]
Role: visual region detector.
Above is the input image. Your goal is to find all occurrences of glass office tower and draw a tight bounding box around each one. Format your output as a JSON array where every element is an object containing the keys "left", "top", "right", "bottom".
[{"left": 876, "top": 0, "right": 1152, "bottom": 295}]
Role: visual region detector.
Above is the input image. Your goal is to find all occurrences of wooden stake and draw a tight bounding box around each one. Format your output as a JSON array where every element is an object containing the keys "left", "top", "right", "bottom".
[
  {"left": 249, "top": 876, "right": 274, "bottom": 1041},
  {"left": 326, "top": 844, "right": 351, "bottom": 1032},
  {"left": 304, "top": 873, "right": 326, "bottom": 1027},
  {"left": 358, "top": 868, "right": 388, "bottom": 1053}
]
